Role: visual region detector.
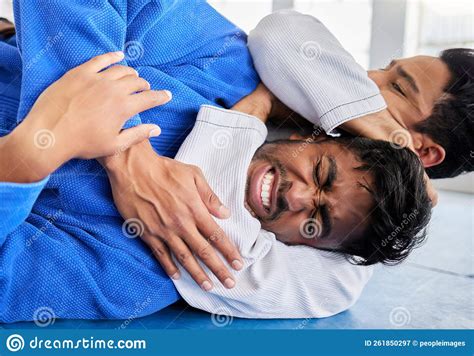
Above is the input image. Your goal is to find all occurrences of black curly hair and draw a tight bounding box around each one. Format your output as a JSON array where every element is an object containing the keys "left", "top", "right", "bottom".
[{"left": 336, "top": 138, "right": 432, "bottom": 265}]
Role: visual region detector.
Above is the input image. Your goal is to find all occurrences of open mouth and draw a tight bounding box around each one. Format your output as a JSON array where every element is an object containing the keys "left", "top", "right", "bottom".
[
  {"left": 260, "top": 170, "right": 275, "bottom": 210},
  {"left": 247, "top": 163, "right": 280, "bottom": 219}
]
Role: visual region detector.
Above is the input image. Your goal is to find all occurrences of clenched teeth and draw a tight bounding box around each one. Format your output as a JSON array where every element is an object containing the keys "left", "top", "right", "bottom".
[{"left": 261, "top": 171, "right": 274, "bottom": 208}]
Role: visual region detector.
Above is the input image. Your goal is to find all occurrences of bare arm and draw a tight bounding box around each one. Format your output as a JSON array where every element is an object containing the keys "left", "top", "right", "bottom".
[{"left": 0, "top": 52, "right": 168, "bottom": 184}]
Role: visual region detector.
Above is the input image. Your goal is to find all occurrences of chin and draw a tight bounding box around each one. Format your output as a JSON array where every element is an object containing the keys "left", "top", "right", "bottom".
[{"left": 261, "top": 222, "right": 284, "bottom": 239}]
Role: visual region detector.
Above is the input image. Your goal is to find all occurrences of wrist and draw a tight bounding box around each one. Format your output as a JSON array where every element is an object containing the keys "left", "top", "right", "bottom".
[
  {"left": 232, "top": 92, "right": 273, "bottom": 123},
  {"left": 0, "top": 122, "right": 64, "bottom": 183},
  {"left": 100, "top": 139, "right": 155, "bottom": 173}
]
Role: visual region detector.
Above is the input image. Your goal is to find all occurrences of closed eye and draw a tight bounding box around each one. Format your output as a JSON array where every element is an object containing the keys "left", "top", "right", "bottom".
[
  {"left": 392, "top": 82, "right": 406, "bottom": 97},
  {"left": 314, "top": 158, "right": 322, "bottom": 187}
]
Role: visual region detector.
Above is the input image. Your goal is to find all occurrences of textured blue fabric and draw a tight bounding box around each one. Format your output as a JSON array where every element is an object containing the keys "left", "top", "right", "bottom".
[{"left": 0, "top": 0, "right": 258, "bottom": 322}]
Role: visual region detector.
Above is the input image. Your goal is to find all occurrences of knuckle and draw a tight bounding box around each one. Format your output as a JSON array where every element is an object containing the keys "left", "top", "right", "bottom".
[
  {"left": 208, "top": 229, "right": 224, "bottom": 243},
  {"left": 139, "top": 78, "right": 150, "bottom": 89},
  {"left": 90, "top": 56, "right": 104, "bottom": 67},
  {"left": 151, "top": 91, "right": 166, "bottom": 103},
  {"left": 170, "top": 221, "right": 185, "bottom": 234},
  {"left": 177, "top": 252, "right": 191, "bottom": 266},
  {"left": 153, "top": 245, "right": 168, "bottom": 258},
  {"left": 207, "top": 192, "right": 219, "bottom": 205},
  {"left": 197, "top": 244, "right": 212, "bottom": 260},
  {"left": 146, "top": 226, "right": 161, "bottom": 237},
  {"left": 191, "top": 165, "right": 203, "bottom": 176},
  {"left": 158, "top": 234, "right": 170, "bottom": 243},
  {"left": 153, "top": 247, "right": 168, "bottom": 260},
  {"left": 214, "top": 268, "right": 229, "bottom": 281}
]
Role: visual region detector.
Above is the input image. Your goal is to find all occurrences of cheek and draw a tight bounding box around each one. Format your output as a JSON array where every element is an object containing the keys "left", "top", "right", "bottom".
[
  {"left": 379, "top": 90, "right": 398, "bottom": 109},
  {"left": 380, "top": 91, "right": 423, "bottom": 126},
  {"left": 261, "top": 213, "right": 304, "bottom": 243}
]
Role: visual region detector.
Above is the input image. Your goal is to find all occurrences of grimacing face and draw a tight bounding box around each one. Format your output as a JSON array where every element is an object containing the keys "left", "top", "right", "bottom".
[{"left": 245, "top": 140, "right": 375, "bottom": 251}]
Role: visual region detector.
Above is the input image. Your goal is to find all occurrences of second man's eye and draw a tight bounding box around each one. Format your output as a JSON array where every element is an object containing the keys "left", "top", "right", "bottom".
[{"left": 392, "top": 82, "right": 406, "bottom": 97}]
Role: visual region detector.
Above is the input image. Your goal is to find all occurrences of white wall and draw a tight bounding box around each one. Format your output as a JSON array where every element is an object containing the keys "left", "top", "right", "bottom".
[
  {"left": 0, "top": 0, "right": 13, "bottom": 21},
  {"left": 208, "top": 0, "right": 273, "bottom": 33}
]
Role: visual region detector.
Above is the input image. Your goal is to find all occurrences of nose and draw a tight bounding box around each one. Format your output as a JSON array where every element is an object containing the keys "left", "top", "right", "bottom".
[
  {"left": 285, "top": 181, "right": 317, "bottom": 212},
  {"left": 367, "top": 69, "right": 386, "bottom": 89}
]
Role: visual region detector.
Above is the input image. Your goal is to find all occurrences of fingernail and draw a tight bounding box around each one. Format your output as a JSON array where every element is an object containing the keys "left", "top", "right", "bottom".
[
  {"left": 219, "top": 205, "right": 230, "bottom": 218},
  {"left": 163, "top": 90, "right": 172, "bottom": 100},
  {"left": 201, "top": 281, "right": 213, "bottom": 291},
  {"left": 171, "top": 272, "right": 180, "bottom": 280},
  {"left": 149, "top": 127, "right": 161, "bottom": 137},
  {"left": 224, "top": 278, "right": 235, "bottom": 289},
  {"left": 115, "top": 51, "right": 124, "bottom": 58},
  {"left": 231, "top": 260, "right": 243, "bottom": 271}
]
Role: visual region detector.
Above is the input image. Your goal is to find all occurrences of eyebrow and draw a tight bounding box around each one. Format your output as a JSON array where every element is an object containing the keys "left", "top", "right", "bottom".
[
  {"left": 397, "top": 66, "right": 420, "bottom": 94},
  {"left": 319, "top": 156, "right": 337, "bottom": 239},
  {"left": 326, "top": 156, "right": 337, "bottom": 188}
]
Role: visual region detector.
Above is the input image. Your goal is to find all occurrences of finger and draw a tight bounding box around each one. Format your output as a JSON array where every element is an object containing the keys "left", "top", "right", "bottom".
[
  {"left": 194, "top": 169, "right": 230, "bottom": 219},
  {"left": 119, "top": 75, "right": 151, "bottom": 94},
  {"left": 144, "top": 233, "right": 180, "bottom": 279},
  {"left": 101, "top": 65, "right": 138, "bottom": 80},
  {"left": 197, "top": 212, "right": 243, "bottom": 271},
  {"left": 116, "top": 124, "right": 161, "bottom": 150},
  {"left": 126, "top": 90, "right": 172, "bottom": 117},
  {"left": 80, "top": 51, "right": 125, "bottom": 73},
  {"left": 165, "top": 235, "right": 214, "bottom": 291},
  {"left": 181, "top": 226, "right": 236, "bottom": 289}
]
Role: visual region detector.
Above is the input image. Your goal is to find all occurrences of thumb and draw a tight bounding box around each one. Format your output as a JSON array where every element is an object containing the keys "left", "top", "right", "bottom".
[
  {"left": 116, "top": 124, "right": 161, "bottom": 149},
  {"left": 194, "top": 171, "right": 231, "bottom": 219}
]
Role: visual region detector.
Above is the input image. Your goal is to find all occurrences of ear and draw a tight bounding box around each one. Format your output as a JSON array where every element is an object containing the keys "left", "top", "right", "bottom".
[{"left": 411, "top": 132, "right": 446, "bottom": 168}]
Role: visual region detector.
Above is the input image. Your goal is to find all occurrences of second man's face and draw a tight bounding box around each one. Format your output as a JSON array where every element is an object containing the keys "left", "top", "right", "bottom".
[{"left": 367, "top": 55, "right": 451, "bottom": 131}]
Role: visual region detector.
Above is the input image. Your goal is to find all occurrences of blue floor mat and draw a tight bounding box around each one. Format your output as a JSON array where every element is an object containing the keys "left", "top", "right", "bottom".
[{"left": 3, "top": 191, "right": 473, "bottom": 329}]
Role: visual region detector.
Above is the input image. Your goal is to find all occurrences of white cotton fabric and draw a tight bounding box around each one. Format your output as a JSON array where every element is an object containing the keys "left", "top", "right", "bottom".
[
  {"left": 248, "top": 10, "right": 387, "bottom": 134},
  {"left": 174, "top": 105, "right": 374, "bottom": 319}
]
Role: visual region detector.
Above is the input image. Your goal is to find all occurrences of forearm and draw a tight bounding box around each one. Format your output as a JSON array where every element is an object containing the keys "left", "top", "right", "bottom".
[
  {"left": 0, "top": 120, "right": 67, "bottom": 183},
  {"left": 0, "top": 119, "right": 59, "bottom": 238}
]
